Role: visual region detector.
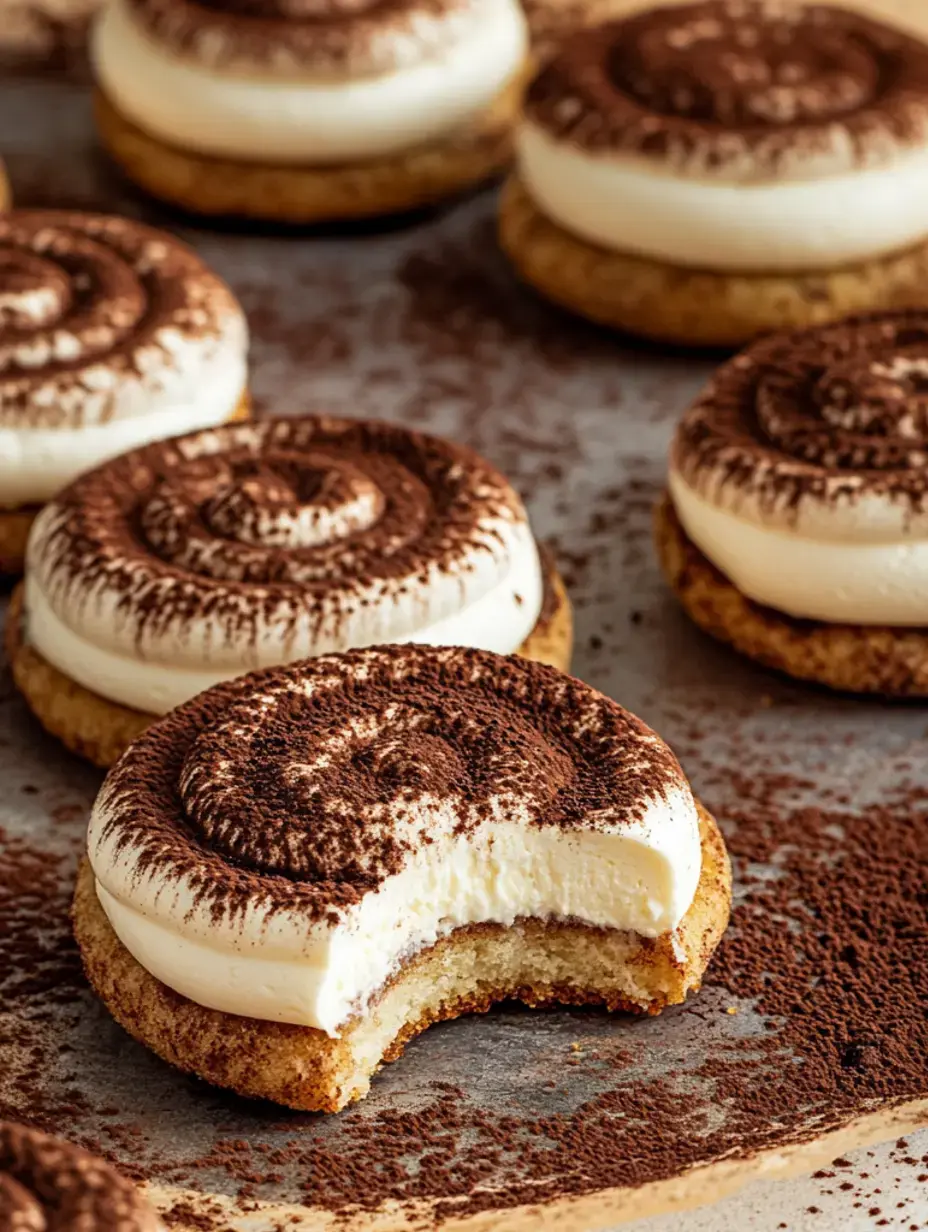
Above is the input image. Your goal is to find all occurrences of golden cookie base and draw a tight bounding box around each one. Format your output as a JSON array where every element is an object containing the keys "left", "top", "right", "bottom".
[
  {"left": 95, "top": 72, "right": 527, "bottom": 223},
  {"left": 499, "top": 176, "right": 928, "bottom": 348},
  {"left": 519, "top": 559, "right": 573, "bottom": 673},
  {"left": 0, "top": 507, "right": 38, "bottom": 576},
  {"left": 72, "top": 803, "right": 730, "bottom": 1112},
  {"left": 8, "top": 561, "right": 573, "bottom": 768},
  {"left": 655, "top": 494, "right": 928, "bottom": 696}
]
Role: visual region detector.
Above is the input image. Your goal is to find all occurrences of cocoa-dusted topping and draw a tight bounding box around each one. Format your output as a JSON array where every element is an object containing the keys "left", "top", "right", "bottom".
[
  {"left": 0, "top": 1121, "right": 159, "bottom": 1231},
  {"left": 0, "top": 210, "right": 243, "bottom": 431},
  {"left": 525, "top": 2, "right": 928, "bottom": 177},
  {"left": 125, "top": 0, "right": 489, "bottom": 76},
  {"left": 31, "top": 415, "right": 533, "bottom": 655},
  {"left": 94, "top": 644, "right": 687, "bottom": 920},
  {"left": 672, "top": 310, "right": 928, "bottom": 521},
  {"left": 0, "top": 0, "right": 98, "bottom": 73}
]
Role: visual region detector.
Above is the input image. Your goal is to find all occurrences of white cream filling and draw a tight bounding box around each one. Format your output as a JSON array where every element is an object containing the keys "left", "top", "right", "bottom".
[
  {"left": 89, "top": 785, "right": 702, "bottom": 1037},
  {"left": 24, "top": 533, "right": 545, "bottom": 713},
  {"left": 670, "top": 469, "right": 928, "bottom": 626},
  {"left": 518, "top": 121, "right": 928, "bottom": 273},
  {"left": 93, "top": 0, "right": 528, "bottom": 164},
  {"left": 0, "top": 351, "right": 247, "bottom": 508}
]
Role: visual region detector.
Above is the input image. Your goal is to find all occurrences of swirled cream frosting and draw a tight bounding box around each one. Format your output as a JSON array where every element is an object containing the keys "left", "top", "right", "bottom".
[
  {"left": 670, "top": 310, "right": 928, "bottom": 624},
  {"left": 517, "top": 1, "right": 928, "bottom": 271},
  {"left": 0, "top": 210, "right": 247, "bottom": 509},
  {"left": 93, "top": 0, "right": 528, "bottom": 163},
  {"left": 25, "top": 416, "right": 546, "bottom": 713},
  {"left": 88, "top": 645, "right": 703, "bottom": 1036}
]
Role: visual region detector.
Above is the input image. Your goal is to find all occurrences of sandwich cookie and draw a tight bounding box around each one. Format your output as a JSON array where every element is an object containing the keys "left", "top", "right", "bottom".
[
  {"left": 73, "top": 644, "right": 732, "bottom": 1112},
  {"left": 0, "top": 210, "right": 249, "bottom": 574},
  {"left": 657, "top": 310, "right": 928, "bottom": 694},
  {"left": 10, "top": 415, "right": 572, "bottom": 766},
  {"left": 0, "top": 1120, "right": 160, "bottom": 1231},
  {"left": 500, "top": 2, "right": 928, "bottom": 346},
  {"left": 92, "top": 0, "right": 530, "bottom": 222}
]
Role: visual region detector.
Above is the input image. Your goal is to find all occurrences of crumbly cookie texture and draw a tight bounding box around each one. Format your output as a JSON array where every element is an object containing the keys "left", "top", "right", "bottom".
[
  {"left": 6, "top": 561, "right": 572, "bottom": 769},
  {"left": 6, "top": 587, "right": 151, "bottom": 767},
  {"left": 73, "top": 801, "right": 729, "bottom": 1112},
  {"left": 655, "top": 495, "right": 928, "bottom": 696},
  {"left": 94, "top": 72, "right": 525, "bottom": 222},
  {"left": 499, "top": 177, "right": 928, "bottom": 347}
]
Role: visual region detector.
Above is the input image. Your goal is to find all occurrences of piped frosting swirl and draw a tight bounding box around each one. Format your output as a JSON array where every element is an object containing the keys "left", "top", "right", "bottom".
[
  {"left": 25, "top": 416, "right": 545, "bottom": 714},
  {"left": 0, "top": 211, "right": 245, "bottom": 431},
  {"left": 525, "top": 1, "right": 928, "bottom": 178},
  {"left": 672, "top": 311, "right": 928, "bottom": 535},
  {"left": 99, "top": 645, "right": 687, "bottom": 903},
  {"left": 87, "top": 645, "right": 702, "bottom": 1034},
  {"left": 0, "top": 1121, "right": 159, "bottom": 1232},
  {"left": 123, "top": 0, "right": 493, "bottom": 75}
]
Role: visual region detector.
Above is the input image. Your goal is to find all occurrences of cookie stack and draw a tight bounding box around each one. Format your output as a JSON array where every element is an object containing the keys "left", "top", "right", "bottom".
[
  {"left": 11, "top": 415, "right": 571, "bottom": 764},
  {"left": 1, "top": 0, "right": 927, "bottom": 1224},
  {"left": 93, "top": 0, "right": 531, "bottom": 221},
  {"left": 501, "top": 2, "right": 928, "bottom": 344}
]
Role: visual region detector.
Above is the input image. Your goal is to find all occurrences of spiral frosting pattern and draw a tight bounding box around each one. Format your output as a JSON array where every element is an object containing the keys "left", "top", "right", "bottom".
[
  {"left": 87, "top": 644, "right": 702, "bottom": 1033},
  {"left": 525, "top": 2, "right": 928, "bottom": 177},
  {"left": 672, "top": 312, "right": 928, "bottom": 526},
  {"left": 0, "top": 211, "right": 245, "bottom": 431},
  {"left": 666, "top": 311, "right": 928, "bottom": 625},
  {"left": 95, "top": 645, "right": 688, "bottom": 919},
  {"left": 124, "top": 0, "right": 491, "bottom": 75},
  {"left": 0, "top": 1122, "right": 159, "bottom": 1232},
  {"left": 26, "top": 416, "right": 545, "bottom": 714}
]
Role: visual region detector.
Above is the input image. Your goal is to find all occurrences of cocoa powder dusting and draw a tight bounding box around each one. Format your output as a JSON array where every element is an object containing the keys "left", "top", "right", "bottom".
[
  {"left": 96, "top": 644, "right": 685, "bottom": 915},
  {"left": 125, "top": 0, "right": 485, "bottom": 78},
  {"left": 673, "top": 310, "right": 928, "bottom": 523},
  {"left": 1, "top": 81, "right": 926, "bottom": 1226},
  {"left": 2, "top": 755, "right": 925, "bottom": 1221},
  {"left": 33, "top": 414, "right": 531, "bottom": 659},
  {"left": 526, "top": 2, "right": 928, "bottom": 178},
  {"left": 0, "top": 210, "right": 242, "bottom": 431}
]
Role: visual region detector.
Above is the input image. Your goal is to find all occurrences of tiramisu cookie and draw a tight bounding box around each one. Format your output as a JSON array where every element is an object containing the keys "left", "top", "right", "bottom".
[
  {"left": 500, "top": 2, "right": 928, "bottom": 346},
  {"left": 657, "top": 310, "right": 928, "bottom": 694},
  {"left": 10, "top": 416, "right": 572, "bottom": 766},
  {"left": 91, "top": 0, "right": 529, "bottom": 222},
  {"left": 0, "top": 210, "right": 249, "bottom": 575},
  {"left": 73, "top": 644, "right": 731, "bottom": 1112},
  {"left": 0, "top": 1120, "right": 160, "bottom": 1230}
]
